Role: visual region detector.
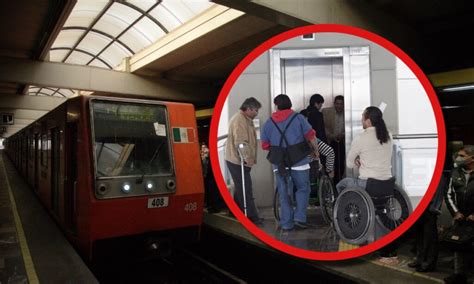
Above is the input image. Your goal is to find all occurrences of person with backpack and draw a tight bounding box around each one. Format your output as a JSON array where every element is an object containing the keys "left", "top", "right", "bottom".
[{"left": 261, "top": 94, "right": 319, "bottom": 231}]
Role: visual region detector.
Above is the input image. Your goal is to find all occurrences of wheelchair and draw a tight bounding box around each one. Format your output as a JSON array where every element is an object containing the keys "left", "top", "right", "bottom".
[
  {"left": 273, "top": 160, "right": 337, "bottom": 225},
  {"left": 329, "top": 177, "right": 413, "bottom": 245}
]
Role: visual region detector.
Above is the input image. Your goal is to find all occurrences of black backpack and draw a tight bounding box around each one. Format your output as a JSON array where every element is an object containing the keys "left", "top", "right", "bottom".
[{"left": 266, "top": 114, "right": 311, "bottom": 176}]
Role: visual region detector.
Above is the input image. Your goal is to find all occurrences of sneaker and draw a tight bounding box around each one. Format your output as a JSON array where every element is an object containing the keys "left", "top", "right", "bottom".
[
  {"left": 377, "top": 256, "right": 399, "bottom": 266},
  {"left": 294, "top": 221, "right": 308, "bottom": 229},
  {"left": 407, "top": 261, "right": 421, "bottom": 268},
  {"left": 281, "top": 227, "right": 294, "bottom": 232}
]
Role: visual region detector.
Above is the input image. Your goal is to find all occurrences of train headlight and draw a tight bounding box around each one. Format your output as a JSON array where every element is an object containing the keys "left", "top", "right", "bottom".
[
  {"left": 145, "top": 181, "right": 154, "bottom": 192},
  {"left": 122, "top": 183, "right": 132, "bottom": 193}
]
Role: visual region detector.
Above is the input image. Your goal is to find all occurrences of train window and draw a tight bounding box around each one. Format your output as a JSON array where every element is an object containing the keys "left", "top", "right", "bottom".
[{"left": 91, "top": 100, "right": 173, "bottom": 178}]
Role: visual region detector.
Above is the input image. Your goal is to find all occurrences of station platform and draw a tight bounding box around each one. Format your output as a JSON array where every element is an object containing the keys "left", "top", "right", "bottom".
[
  {"left": 204, "top": 208, "right": 472, "bottom": 283},
  {"left": 0, "top": 152, "right": 97, "bottom": 284}
]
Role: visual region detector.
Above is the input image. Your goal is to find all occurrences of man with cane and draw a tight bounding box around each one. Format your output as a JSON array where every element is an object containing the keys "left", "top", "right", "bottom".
[{"left": 225, "top": 97, "right": 263, "bottom": 225}]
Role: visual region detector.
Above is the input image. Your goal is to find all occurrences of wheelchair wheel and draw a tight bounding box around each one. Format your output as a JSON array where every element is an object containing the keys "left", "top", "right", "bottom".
[
  {"left": 273, "top": 188, "right": 280, "bottom": 222},
  {"left": 333, "top": 188, "right": 375, "bottom": 245},
  {"left": 318, "top": 175, "right": 336, "bottom": 225},
  {"left": 376, "top": 185, "right": 412, "bottom": 231}
]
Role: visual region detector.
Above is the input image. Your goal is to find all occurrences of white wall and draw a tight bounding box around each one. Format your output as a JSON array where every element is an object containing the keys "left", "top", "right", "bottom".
[{"left": 396, "top": 58, "right": 437, "bottom": 134}]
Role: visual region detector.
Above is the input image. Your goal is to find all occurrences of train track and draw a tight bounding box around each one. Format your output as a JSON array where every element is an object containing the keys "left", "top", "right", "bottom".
[
  {"left": 93, "top": 245, "right": 246, "bottom": 283},
  {"left": 165, "top": 248, "right": 247, "bottom": 283}
]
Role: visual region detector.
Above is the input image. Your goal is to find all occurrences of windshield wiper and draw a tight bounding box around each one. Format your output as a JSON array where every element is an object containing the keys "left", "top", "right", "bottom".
[{"left": 137, "top": 139, "right": 166, "bottom": 183}]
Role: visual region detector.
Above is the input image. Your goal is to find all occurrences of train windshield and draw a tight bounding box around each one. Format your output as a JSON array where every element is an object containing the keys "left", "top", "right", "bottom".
[{"left": 91, "top": 100, "right": 172, "bottom": 178}]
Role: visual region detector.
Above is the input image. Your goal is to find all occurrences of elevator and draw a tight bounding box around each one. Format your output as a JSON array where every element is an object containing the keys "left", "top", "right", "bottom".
[{"left": 270, "top": 47, "right": 371, "bottom": 178}]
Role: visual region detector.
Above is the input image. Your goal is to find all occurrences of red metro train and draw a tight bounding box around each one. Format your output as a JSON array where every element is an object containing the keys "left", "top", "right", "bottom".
[{"left": 5, "top": 95, "right": 204, "bottom": 260}]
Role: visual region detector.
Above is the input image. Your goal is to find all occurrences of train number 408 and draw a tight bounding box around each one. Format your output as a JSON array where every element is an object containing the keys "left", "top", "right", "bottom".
[
  {"left": 147, "top": 197, "right": 169, "bottom": 208},
  {"left": 184, "top": 202, "right": 198, "bottom": 212}
]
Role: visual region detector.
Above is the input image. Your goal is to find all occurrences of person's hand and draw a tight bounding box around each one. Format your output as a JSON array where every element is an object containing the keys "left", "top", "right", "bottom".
[
  {"left": 310, "top": 150, "right": 319, "bottom": 160},
  {"left": 244, "top": 158, "right": 255, "bottom": 167},
  {"left": 328, "top": 171, "right": 335, "bottom": 179},
  {"left": 467, "top": 214, "right": 474, "bottom": 222},
  {"left": 355, "top": 157, "right": 361, "bottom": 168},
  {"left": 454, "top": 212, "right": 465, "bottom": 221}
]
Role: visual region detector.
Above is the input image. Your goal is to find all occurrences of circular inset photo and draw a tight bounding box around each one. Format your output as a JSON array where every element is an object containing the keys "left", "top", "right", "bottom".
[{"left": 210, "top": 24, "right": 445, "bottom": 260}]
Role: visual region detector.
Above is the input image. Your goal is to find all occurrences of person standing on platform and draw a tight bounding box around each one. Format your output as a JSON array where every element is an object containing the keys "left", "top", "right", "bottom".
[
  {"left": 444, "top": 145, "right": 474, "bottom": 284},
  {"left": 261, "top": 94, "right": 319, "bottom": 231},
  {"left": 408, "top": 175, "right": 445, "bottom": 272},
  {"left": 323, "top": 95, "right": 345, "bottom": 183},
  {"left": 225, "top": 97, "right": 263, "bottom": 225}
]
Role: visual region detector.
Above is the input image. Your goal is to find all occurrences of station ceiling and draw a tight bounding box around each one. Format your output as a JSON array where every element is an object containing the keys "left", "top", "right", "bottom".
[{"left": 0, "top": 0, "right": 473, "bottom": 138}]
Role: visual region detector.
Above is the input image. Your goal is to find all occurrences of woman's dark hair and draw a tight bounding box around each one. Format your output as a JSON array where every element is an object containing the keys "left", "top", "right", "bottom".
[
  {"left": 274, "top": 94, "right": 292, "bottom": 110},
  {"left": 240, "top": 97, "right": 262, "bottom": 111},
  {"left": 363, "top": 106, "right": 390, "bottom": 144},
  {"left": 310, "top": 94, "right": 324, "bottom": 105}
]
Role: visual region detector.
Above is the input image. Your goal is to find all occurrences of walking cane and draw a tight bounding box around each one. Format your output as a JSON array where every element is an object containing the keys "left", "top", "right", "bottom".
[{"left": 237, "top": 144, "right": 248, "bottom": 216}]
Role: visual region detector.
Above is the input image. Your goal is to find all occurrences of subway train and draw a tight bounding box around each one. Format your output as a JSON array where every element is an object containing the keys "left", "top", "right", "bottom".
[{"left": 4, "top": 95, "right": 204, "bottom": 260}]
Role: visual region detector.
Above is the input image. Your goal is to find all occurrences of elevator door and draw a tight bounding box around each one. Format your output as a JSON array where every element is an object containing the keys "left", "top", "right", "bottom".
[{"left": 282, "top": 57, "right": 344, "bottom": 112}]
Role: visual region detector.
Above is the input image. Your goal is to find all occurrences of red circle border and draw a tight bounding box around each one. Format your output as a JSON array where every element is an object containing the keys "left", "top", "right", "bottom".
[{"left": 209, "top": 24, "right": 446, "bottom": 261}]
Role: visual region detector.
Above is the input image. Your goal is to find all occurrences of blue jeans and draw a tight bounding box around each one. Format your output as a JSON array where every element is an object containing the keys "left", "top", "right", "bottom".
[
  {"left": 276, "top": 169, "right": 310, "bottom": 230},
  {"left": 336, "top": 177, "right": 367, "bottom": 194}
]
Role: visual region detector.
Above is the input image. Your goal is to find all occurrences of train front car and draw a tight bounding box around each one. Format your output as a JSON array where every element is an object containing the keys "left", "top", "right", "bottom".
[{"left": 85, "top": 97, "right": 204, "bottom": 260}]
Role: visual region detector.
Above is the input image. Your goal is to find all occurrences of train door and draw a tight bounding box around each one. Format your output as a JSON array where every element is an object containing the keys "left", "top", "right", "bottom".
[
  {"left": 65, "top": 122, "right": 77, "bottom": 233},
  {"left": 34, "top": 133, "right": 39, "bottom": 192},
  {"left": 51, "top": 128, "right": 60, "bottom": 217},
  {"left": 271, "top": 47, "right": 371, "bottom": 177}
]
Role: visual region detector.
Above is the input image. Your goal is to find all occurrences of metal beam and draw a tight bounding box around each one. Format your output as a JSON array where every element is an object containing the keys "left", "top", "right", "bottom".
[
  {"left": 212, "top": 0, "right": 311, "bottom": 28},
  {"left": 0, "top": 94, "right": 65, "bottom": 111},
  {"left": 0, "top": 57, "right": 218, "bottom": 103}
]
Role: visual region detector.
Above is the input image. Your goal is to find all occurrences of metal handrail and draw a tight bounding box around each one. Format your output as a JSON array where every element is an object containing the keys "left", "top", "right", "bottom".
[{"left": 392, "top": 134, "right": 438, "bottom": 139}]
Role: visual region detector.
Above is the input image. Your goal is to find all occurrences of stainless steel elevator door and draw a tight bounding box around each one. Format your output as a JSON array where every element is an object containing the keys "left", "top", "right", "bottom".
[{"left": 281, "top": 58, "right": 344, "bottom": 112}]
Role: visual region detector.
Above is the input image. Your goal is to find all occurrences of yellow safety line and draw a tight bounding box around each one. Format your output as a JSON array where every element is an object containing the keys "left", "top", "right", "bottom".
[
  {"left": 1, "top": 156, "right": 40, "bottom": 284},
  {"left": 338, "top": 240, "right": 358, "bottom": 251}
]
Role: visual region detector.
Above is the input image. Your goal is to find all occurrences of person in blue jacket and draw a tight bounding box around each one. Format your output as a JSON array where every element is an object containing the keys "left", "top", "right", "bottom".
[{"left": 261, "top": 94, "right": 319, "bottom": 231}]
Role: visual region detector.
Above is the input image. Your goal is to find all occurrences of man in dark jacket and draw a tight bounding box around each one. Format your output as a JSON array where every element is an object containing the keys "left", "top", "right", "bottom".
[
  {"left": 444, "top": 145, "right": 474, "bottom": 284},
  {"left": 301, "top": 94, "right": 327, "bottom": 143}
]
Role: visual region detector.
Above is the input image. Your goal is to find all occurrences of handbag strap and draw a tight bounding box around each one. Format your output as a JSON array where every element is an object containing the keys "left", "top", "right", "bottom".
[{"left": 270, "top": 113, "right": 299, "bottom": 147}]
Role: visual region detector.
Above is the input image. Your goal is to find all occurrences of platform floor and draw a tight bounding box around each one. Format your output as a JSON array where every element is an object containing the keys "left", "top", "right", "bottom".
[
  {"left": 204, "top": 207, "right": 473, "bottom": 284},
  {"left": 258, "top": 206, "right": 340, "bottom": 252},
  {"left": 0, "top": 152, "right": 97, "bottom": 284}
]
